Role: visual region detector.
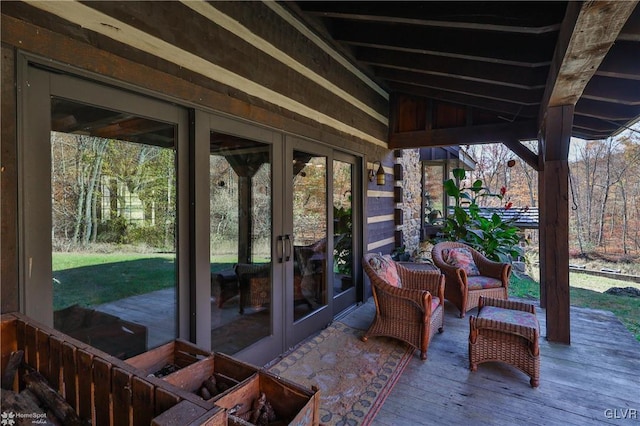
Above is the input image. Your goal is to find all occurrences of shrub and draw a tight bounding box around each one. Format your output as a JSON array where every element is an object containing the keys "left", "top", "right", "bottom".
[{"left": 439, "top": 168, "right": 525, "bottom": 263}]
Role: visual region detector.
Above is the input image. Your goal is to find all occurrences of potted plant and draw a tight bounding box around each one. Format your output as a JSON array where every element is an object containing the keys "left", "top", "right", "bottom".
[
  {"left": 391, "top": 245, "right": 411, "bottom": 262},
  {"left": 439, "top": 168, "right": 525, "bottom": 263}
]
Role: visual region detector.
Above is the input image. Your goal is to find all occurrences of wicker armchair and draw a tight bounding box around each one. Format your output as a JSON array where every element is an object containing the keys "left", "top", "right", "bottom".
[
  {"left": 362, "top": 253, "right": 445, "bottom": 360},
  {"left": 431, "top": 242, "right": 511, "bottom": 318}
]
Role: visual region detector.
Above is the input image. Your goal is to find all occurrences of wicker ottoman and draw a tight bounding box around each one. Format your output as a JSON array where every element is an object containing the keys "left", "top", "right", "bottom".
[{"left": 469, "top": 296, "right": 540, "bottom": 387}]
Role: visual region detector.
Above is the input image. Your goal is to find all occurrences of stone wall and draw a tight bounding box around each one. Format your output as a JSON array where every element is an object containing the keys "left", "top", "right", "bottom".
[{"left": 398, "top": 149, "right": 422, "bottom": 254}]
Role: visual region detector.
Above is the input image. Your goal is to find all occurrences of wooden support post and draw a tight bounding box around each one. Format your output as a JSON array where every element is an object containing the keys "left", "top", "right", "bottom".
[
  {"left": 238, "top": 176, "right": 252, "bottom": 264},
  {"left": 540, "top": 105, "right": 572, "bottom": 344},
  {"left": 538, "top": 138, "right": 546, "bottom": 309}
]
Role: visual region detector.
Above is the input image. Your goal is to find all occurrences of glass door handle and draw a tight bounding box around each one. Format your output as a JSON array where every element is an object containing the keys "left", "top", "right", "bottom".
[
  {"left": 284, "top": 234, "right": 292, "bottom": 262},
  {"left": 277, "top": 235, "right": 284, "bottom": 263}
]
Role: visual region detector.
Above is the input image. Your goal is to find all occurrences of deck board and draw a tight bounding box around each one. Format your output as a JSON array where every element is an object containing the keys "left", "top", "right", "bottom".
[
  {"left": 341, "top": 299, "right": 640, "bottom": 425},
  {"left": 95, "top": 290, "right": 639, "bottom": 425}
]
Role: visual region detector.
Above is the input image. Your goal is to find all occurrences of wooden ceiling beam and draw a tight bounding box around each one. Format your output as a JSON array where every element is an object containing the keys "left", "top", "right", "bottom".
[
  {"left": 540, "top": 1, "right": 638, "bottom": 116},
  {"left": 389, "top": 120, "right": 538, "bottom": 150},
  {"left": 574, "top": 98, "right": 640, "bottom": 121},
  {"left": 618, "top": 5, "right": 640, "bottom": 41},
  {"left": 595, "top": 41, "right": 640, "bottom": 80},
  {"left": 331, "top": 22, "right": 556, "bottom": 66},
  {"left": 503, "top": 139, "right": 541, "bottom": 171},
  {"left": 376, "top": 67, "right": 543, "bottom": 105},
  {"left": 308, "top": 11, "right": 560, "bottom": 35},
  {"left": 581, "top": 76, "right": 640, "bottom": 105},
  {"left": 356, "top": 47, "right": 548, "bottom": 89},
  {"left": 298, "top": 2, "right": 568, "bottom": 31},
  {"left": 389, "top": 82, "right": 539, "bottom": 119},
  {"left": 572, "top": 115, "right": 620, "bottom": 133}
]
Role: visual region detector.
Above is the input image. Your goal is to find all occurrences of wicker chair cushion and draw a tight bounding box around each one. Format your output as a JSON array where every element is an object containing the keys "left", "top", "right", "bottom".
[
  {"left": 368, "top": 254, "right": 402, "bottom": 288},
  {"left": 431, "top": 297, "right": 441, "bottom": 312},
  {"left": 444, "top": 247, "right": 480, "bottom": 276},
  {"left": 479, "top": 306, "right": 539, "bottom": 331},
  {"left": 467, "top": 275, "right": 503, "bottom": 290}
]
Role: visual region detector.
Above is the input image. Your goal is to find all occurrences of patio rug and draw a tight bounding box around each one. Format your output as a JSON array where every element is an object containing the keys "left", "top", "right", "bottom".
[{"left": 267, "top": 321, "right": 414, "bottom": 425}]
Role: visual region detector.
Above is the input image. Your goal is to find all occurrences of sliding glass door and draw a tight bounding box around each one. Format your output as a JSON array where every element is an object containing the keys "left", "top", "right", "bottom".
[
  {"left": 21, "top": 63, "right": 362, "bottom": 367},
  {"left": 21, "top": 66, "right": 188, "bottom": 358},
  {"left": 205, "top": 127, "right": 360, "bottom": 365},
  {"left": 286, "top": 141, "right": 333, "bottom": 347},
  {"left": 332, "top": 153, "right": 360, "bottom": 315},
  {"left": 208, "top": 128, "right": 280, "bottom": 358}
]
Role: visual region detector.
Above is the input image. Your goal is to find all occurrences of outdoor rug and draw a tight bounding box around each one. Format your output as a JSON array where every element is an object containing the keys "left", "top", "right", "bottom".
[{"left": 267, "top": 321, "right": 414, "bottom": 425}]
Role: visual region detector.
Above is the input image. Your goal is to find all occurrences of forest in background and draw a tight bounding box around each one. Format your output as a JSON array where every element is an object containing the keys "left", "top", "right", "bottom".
[{"left": 464, "top": 125, "right": 640, "bottom": 260}]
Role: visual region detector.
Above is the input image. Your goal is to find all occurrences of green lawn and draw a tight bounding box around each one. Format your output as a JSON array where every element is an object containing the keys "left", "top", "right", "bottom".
[
  {"left": 53, "top": 252, "right": 234, "bottom": 310},
  {"left": 509, "top": 274, "right": 640, "bottom": 342}
]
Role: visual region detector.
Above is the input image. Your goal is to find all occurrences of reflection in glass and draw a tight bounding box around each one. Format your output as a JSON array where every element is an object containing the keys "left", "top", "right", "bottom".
[
  {"left": 292, "top": 152, "right": 327, "bottom": 321},
  {"left": 50, "top": 98, "right": 176, "bottom": 359},
  {"left": 333, "top": 160, "right": 354, "bottom": 294},
  {"left": 210, "top": 133, "right": 272, "bottom": 354},
  {"left": 424, "top": 164, "right": 445, "bottom": 228}
]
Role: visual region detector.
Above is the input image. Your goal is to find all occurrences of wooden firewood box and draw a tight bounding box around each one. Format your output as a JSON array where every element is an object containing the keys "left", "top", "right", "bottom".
[
  {"left": 0, "top": 313, "right": 218, "bottom": 425},
  {"left": 216, "top": 371, "right": 320, "bottom": 426},
  {"left": 1, "top": 312, "right": 320, "bottom": 425}
]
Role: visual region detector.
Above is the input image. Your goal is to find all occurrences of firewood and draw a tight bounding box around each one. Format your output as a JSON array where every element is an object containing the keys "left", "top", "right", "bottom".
[
  {"left": 199, "top": 385, "right": 211, "bottom": 400},
  {"left": 23, "top": 369, "right": 85, "bottom": 426},
  {"left": 217, "top": 381, "right": 229, "bottom": 393},
  {"left": 227, "top": 403, "right": 243, "bottom": 416},
  {"left": 250, "top": 392, "right": 266, "bottom": 424},
  {"left": 228, "top": 414, "right": 254, "bottom": 426},
  {"left": 257, "top": 410, "right": 270, "bottom": 426},
  {"left": 202, "top": 375, "right": 218, "bottom": 396},
  {"left": 0, "top": 389, "right": 62, "bottom": 425},
  {"left": 263, "top": 400, "right": 277, "bottom": 422},
  {"left": 1, "top": 349, "right": 24, "bottom": 390}
]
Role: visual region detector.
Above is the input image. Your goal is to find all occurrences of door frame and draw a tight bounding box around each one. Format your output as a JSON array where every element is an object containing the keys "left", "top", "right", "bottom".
[
  {"left": 284, "top": 136, "right": 334, "bottom": 348},
  {"left": 17, "top": 53, "right": 365, "bottom": 367},
  {"left": 331, "top": 151, "right": 363, "bottom": 316},
  {"left": 19, "top": 63, "right": 190, "bottom": 338},
  {"left": 201, "top": 112, "right": 286, "bottom": 365}
]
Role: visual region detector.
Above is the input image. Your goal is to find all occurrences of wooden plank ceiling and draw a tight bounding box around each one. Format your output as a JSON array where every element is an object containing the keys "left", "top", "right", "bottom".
[{"left": 291, "top": 1, "right": 640, "bottom": 148}]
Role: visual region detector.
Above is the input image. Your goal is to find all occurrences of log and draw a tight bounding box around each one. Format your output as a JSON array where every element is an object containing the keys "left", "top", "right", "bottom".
[
  {"left": 1, "top": 349, "right": 23, "bottom": 390},
  {"left": 0, "top": 389, "right": 61, "bottom": 426},
  {"left": 23, "top": 369, "right": 86, "bottom": 426}
]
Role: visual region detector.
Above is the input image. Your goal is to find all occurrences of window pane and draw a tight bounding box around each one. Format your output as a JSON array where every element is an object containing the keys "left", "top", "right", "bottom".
[
  {"left": 209, "top": 133, "right": 272, "bottom": 353},
  {"left": 293, "top": 152, "right": 327, "bottom": 321},
  {"left": 51, "top": 98, "right": 177, "bottom": 359},
  {"left": 333, "top": 160, "right": 353, "bottom": 294},
  {"left": 424, "top": 164, "right": 445, "bottom": 224}
]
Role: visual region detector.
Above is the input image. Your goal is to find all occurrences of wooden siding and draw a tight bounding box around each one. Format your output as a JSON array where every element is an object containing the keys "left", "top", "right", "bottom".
[
  {"left": 0, "top": 1, "right": 397, "bottom": 314},
  {"left": 365, "top": 155, "right": 397, "bottom": 255},
  {"left": 0, "top": 1, "right": 388, "bottom": 149}
]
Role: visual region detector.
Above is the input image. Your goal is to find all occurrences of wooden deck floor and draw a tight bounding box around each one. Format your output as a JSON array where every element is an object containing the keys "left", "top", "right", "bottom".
[{"left": 340, "top": 299, "right": 640, "bottom": 425}]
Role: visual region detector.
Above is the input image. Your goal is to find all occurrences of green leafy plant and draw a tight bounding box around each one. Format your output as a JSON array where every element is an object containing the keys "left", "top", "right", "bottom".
[
  {"left": 391, "top": 245, "right": 410, "bottom": 261},
  {"left": 439, "top": 168, "right": 524, "bottom": 263}
]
